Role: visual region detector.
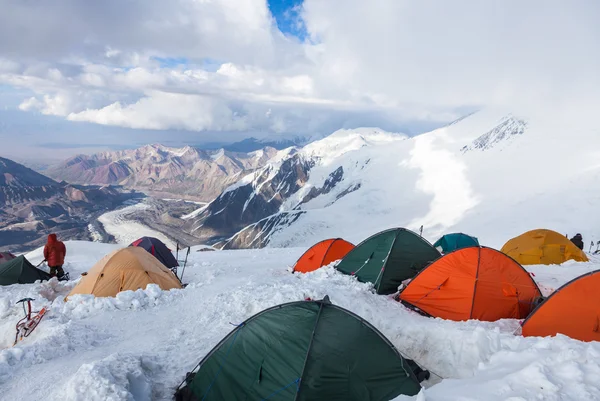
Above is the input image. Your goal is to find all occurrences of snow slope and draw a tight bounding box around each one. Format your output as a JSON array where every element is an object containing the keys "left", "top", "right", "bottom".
[
  {"left": 0, "top": 242, "right": 599, "bottom": 400},
  {"left": 221, "top": 109, "right": 600, "bottom": 250}
]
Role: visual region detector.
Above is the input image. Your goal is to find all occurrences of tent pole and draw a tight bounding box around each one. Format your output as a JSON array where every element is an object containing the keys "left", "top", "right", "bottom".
[{"left": 179, "top": 247, "right": 191, "bottom": 282}]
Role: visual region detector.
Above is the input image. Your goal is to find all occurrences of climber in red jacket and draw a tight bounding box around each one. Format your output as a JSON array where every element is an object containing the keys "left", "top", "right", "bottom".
[{"left": 43, "top": 234, "right": 66, "bottom": 278}]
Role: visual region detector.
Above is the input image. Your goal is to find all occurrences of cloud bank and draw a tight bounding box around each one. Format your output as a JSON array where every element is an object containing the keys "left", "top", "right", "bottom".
[{"left": 0, "top": 0, "right": 599, "bottom": 145}]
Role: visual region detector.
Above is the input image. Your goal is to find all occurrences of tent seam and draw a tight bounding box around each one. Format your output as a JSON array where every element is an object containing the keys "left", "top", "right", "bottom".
[
  {"left": 469, "top": 247, "right": 482, "bottom": 319},
  {"left": 293, "top": 301, "right": 325, "bottom": 401},
  {"left": 377, "top": 231, "right": 401, "bottom": 293}
]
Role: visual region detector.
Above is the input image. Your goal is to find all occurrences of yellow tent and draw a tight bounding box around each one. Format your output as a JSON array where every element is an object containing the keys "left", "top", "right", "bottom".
[
  {"left": 66, "top": 247, "right": 182, "bottom": 299},
  {"left": 501, "top": 229, "right": 589, "bottom": 265}
]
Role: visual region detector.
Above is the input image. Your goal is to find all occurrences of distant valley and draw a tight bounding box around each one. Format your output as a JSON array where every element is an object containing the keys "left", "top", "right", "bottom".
[{"left": 0, "top": 156, "right": 140, "bottom": 252}]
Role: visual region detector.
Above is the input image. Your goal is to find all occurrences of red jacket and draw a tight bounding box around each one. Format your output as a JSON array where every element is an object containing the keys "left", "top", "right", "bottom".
[{"left": 44, "top": 234, "right": 66, "bottom": 267}]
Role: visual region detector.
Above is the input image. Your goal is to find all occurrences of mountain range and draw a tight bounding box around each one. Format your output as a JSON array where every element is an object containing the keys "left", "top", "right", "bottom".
[
  {"left": 0, "top": 156, "right": 136, "bottom": 252},
  {"left": 45, "top": 144, "right": 278, "bottom": 201},
  {"left": 178, "top": 113, "right": 599, "bottom": 250}
]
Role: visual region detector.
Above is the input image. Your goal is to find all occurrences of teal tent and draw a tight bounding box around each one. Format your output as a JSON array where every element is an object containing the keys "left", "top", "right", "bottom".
[
  {"left": 0, "top": 256, "right": 51, "bottom": 285},
  {"left": 433, "top": 233, "right": 479, "bottom": 253},
  {"left": 175, "top": 296, "right": 428, "bottom": 401},
  {"left": 335, "top": 228, "right": 441, "bottom": 294}
]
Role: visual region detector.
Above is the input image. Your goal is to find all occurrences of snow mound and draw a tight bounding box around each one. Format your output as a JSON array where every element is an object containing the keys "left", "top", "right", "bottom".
[
  {"left": 63, "top": 354, "right": 154, "bottom": 401},
  {"left": 59, "top": 285, "right": 185, "bottom": 318}
]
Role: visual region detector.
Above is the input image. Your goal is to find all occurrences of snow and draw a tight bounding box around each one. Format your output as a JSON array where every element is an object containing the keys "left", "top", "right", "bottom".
[
  {"left": 97, "top": 202, "right": 176, "bottom": 248},
  {"left": 0, "top": 241, "right": 599, "bottom": 400},
  {"left": 180, "top": 203, "right": 209, "bottom": 220},
  {"left": 210, "top": 148, "right": 224, "bottom": 161},
  {"left": 257, "top": 109, "right": 600, "bottom": 250}
]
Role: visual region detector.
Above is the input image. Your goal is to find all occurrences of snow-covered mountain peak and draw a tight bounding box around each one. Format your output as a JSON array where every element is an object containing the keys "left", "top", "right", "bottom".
[{"left": 301, "top": 127, "right": 408, "bottom": 165}]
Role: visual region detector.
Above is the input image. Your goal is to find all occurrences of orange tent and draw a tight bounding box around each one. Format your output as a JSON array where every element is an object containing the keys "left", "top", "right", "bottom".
[
  {"left": 501, "top": 229, "right": 588, "bottom": 265},
  {"left": 522, "top": 270, "right": 600, "bottom": 341},
  {"left": 398, "top": 247, "right": 542, "bottom": 321},
  {"left": 293, "top": 238, "right": 354, "bottom": 273},
  {"left": 66, "top": 247, "right": 182, "bottom": 300}
]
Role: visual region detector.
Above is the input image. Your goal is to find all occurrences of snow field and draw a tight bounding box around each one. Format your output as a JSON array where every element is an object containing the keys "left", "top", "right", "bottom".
[
  {"left": 97, "top": 202, "right": 176, "bottom": 249},
  {"left": 0, "top": 242, "right": 598, "bottom": 400}
]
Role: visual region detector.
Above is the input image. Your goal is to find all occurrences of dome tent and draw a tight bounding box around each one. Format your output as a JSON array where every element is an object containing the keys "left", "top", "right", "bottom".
[
  {"left": 522, "top": 270, "right": 600, "bottom": 342},
  {"left": 66, "top": 247, "right": 182, "bottom": 299},
  {"left": 0, "top": 256, "right": 51, "bottom": 285},
  {"left": 129, "top": 236, "right": 179, "bottom": 268},
  {"left": 501, "top": 229, "right": 588, "bottom": 265},
  {"left": 399, "top": 247, "right": 542, "bottom": 321},
  {"left": 292, "top": 238, "right": 354, "bottom": 273},
  {"left": 433, "top": 233, "right": 479, "bottom": 253},
  {"left": 175, "top": 296, "right": 428, "bottom": 401},
  {"left": 335, "top": 228, "right": 441, "bottom": 294}
]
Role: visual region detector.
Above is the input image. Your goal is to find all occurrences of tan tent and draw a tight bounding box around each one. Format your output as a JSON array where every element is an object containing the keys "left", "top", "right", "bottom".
[{"left": 66, "top": 247, "right": 182, "bottom": 299}]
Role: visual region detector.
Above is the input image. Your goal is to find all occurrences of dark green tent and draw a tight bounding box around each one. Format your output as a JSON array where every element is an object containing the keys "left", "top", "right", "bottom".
[
  {"left": 175, "top": 296, "right": 427, "bottom": 401},
  {"left": 433, "top": 233, "right": 479, "bottom": 254},
  {"left": 335, "top": 228, "right": 441, "bottom": 294},
  {"left": 0, "top": 256, "right": 51, "bottom": 286}
]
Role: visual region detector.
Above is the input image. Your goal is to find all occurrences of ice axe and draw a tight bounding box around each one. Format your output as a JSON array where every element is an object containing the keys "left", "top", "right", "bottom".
[{"left": 36, "top": 259, "right": 47, "bottom": 268}]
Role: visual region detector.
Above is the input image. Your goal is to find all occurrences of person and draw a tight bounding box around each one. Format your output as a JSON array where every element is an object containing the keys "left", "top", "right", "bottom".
[
  {"left": 570, "top": 233, "right": 584, "bottom": 250},
  {"left": 43, "top": 233, "right": 67, "bottom": 278}
]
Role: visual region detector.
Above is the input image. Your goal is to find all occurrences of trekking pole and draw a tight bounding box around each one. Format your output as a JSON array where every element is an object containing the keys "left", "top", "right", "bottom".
[
  {"left": 179, "top": 247, "right": 191, "bottom": 282},
  {"left": 176, "top": 242, "right": 179, "bottom": 261},
  {"left": 590, "top": 241, "right": 594, "bottom": 253}
]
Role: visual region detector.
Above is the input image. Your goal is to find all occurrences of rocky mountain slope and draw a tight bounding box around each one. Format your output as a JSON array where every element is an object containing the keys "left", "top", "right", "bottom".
[
  {"left": 0, "top": 156, "right": 137, "bottom": 252},
  {"left": 45, "top": 144, "right": 278, "bottom": 201},
  {"left": 180, "top": 113, "right": 600, "bottom": 250},
  {"left": 180, "top": 128, "right": 408, "bottom": 244}
]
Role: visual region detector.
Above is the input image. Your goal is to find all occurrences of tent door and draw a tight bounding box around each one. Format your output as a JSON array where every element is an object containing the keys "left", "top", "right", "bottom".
[{"left": 541, "top": 245, "right": 564, "bottom": 264}]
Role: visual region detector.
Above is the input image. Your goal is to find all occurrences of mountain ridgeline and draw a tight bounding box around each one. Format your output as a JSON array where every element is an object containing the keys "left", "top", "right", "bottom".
[
  {"left": 45, "top": 144, "right": 279, "bottom": 201},
  {"left": 181, "top": 113, "right": 600, "bottom": 250}
]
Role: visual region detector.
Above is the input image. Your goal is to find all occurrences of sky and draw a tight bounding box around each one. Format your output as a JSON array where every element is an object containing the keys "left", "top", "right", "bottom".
[{"left": 0, "top": 0, "right": 599, "bottom": 163}]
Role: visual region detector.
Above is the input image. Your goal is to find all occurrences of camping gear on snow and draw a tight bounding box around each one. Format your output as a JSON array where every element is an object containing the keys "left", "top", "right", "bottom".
[
  {"left": 0, "top": 251, "right": 16, "bottom": 265},
  {"left": 398, "top": 247, "right": 542, "bottom": 321},
  {"left": 335, "top": 228, "right": 441, "bottom": 294},
  {"left": 293, "top": 238, "right": 355, "bottom": 273},
  {"left": 130, "top": 236, "right": 179, "bottom": 268},
  {"left": 65, "top": 247, "right": 182, "bottom": 300},
  {"left": 13, "top": 298, "right": 47, "bottom": 346},
  {"left": 501, "top": 229, "right": 589, "bottom": 265},
  {"left": 174, "top": 296, "right": 428, "bottom": 401},
  {"left": 433, "top": 233, "right": 479, "bottom": 253},
  {"left": 521, "top": 270, "right": 600, "bottom": 342},
  {"left": 0, "top": 256, "right": 52, "bottom": 286}
]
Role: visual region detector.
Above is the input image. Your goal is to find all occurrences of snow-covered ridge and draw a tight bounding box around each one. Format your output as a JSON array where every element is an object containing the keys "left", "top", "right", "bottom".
[{"left": 214, "top": 108, "right": 600, "bottom": 251}]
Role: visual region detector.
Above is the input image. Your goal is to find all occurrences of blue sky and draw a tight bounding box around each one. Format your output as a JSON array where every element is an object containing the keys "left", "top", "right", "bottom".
[{"left": 268, "top": 0, "right": 307, "bottom": 40}]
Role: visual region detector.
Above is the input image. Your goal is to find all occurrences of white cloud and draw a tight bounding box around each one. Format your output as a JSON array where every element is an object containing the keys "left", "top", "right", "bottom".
[
  {"left": 0, "top": 0, "right": 599, "bottom": 146},
  {"left": 301, "top": 0, "right": 600, "bottom": 112}
]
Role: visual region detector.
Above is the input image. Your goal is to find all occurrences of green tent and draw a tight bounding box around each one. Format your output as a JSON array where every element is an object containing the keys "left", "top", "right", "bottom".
[
  {"left": 0, "top": 256, "right": 51, "bottom": 286},
  {"left": 433, "top": 233, "right": 479, "bottom": 254},
  {"left": 175, "top": 296, "right": 427, "bottom": 401},
  {"left": 335, "top": 228, "right": 441, "bottom": 294}
]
